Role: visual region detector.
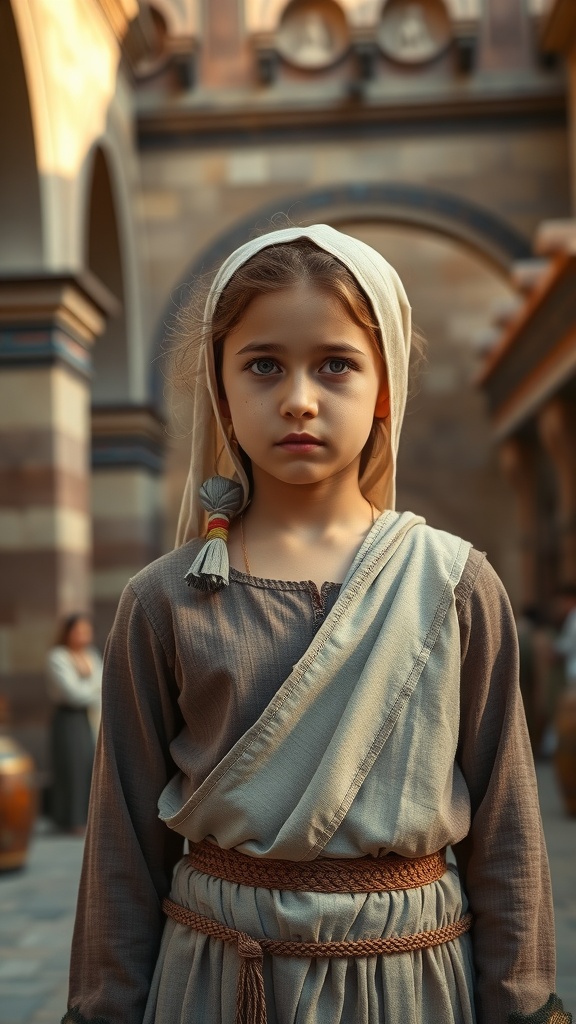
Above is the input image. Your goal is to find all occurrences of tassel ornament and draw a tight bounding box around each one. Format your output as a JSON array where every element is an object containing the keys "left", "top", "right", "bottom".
[
  {"left": 185, "top": 476, "right": 244, "bottom": 591},
  {"left": 235, "top": 934, "right": 267, "bottom": 1024}
]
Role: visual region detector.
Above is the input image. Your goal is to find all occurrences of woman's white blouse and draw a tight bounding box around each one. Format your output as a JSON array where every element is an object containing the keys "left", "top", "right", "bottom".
[{"left": 46, "top": 646, "right": 103, "bottom": 709}]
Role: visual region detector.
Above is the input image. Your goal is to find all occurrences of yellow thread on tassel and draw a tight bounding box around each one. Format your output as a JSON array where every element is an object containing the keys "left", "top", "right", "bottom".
[{"left": 206, "top": 526, "right": 229, "bottom": 542}]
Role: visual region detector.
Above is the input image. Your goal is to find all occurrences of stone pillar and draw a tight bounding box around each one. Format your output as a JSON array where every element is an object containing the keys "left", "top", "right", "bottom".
[
  {"left": 538, "top": 398, "right": 576, "bottom": 586},
  {"left": 0, "top": 275, "right": 110, "bottom": 770},
  {"left": 91, "top": 406, "right": 165, "bottom": 650},
  {"left": 479, "top": 0, "right": 533, "bottom": 71},
  {"left": 499, "top": 436, "right": 540, "bottom": 608},
  {"left": 202, "top": 0, "right": 248, "bottom": 87}
]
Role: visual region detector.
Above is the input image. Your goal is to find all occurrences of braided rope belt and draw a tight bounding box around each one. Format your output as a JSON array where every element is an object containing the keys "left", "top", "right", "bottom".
[
  {"left": 187, "top": 839, "right": 448, "bottom": 893},
  {"left": 163, "top": 843, "right": 473, "bottom": 1024}
]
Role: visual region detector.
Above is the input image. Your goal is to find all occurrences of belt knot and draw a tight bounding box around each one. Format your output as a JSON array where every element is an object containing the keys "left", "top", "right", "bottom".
[{"left": 237, "top": 932, "right": 263, "bottom": 960}]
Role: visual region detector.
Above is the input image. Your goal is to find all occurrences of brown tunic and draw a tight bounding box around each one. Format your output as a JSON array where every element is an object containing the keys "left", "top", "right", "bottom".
[{"left": 65, "top": 541, "right": 563, "bottom": 1024}]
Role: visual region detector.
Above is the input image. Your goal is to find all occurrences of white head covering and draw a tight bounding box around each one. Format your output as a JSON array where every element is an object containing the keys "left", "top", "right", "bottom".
[{"left": 175, "top": 224, "right": 412, "bottom": 549}]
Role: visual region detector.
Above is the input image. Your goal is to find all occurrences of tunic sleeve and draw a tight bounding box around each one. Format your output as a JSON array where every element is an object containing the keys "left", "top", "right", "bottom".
[
  {"left": 63, "top": 581, "right": 185, "bottom": 1024},
  {"left": 453, "top": 554, "right": 570, "bottom": 1024}
]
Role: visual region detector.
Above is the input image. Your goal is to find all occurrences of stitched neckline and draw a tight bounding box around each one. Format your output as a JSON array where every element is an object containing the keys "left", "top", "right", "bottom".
[{"left": 229, "top": 565, "right": 341, "bottom": 599}]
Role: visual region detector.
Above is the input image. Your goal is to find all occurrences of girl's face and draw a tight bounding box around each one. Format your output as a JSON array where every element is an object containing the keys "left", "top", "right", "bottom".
[{"left": 219, "top": 282, "right": 388, "bottom": 492}]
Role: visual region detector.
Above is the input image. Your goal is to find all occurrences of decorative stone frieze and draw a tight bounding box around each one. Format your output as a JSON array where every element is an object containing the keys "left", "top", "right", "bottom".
[{"left": 247, "top": 0, "right": 482, "bottom": 81}]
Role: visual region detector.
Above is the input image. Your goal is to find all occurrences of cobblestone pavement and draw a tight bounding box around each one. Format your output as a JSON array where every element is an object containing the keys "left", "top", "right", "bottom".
[{"left": 0, "top": 762, "right": 574, "bottom": 1024}]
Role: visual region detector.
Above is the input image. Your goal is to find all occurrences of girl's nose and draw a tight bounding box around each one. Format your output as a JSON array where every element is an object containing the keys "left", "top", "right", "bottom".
[{"left": 279, "top": 374, "right": 319, "bottom": 418}]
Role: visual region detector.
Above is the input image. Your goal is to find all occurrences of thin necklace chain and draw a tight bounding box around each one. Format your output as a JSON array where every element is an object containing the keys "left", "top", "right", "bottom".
[
  {"left": 239, "top": 502, "right": 377, "bottom": 577},
  {"left": 240, "top": 513, "right": 251, "bottom": 575}
]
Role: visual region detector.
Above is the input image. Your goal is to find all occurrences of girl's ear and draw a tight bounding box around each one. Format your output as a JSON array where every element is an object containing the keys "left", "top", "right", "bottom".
[{"left": 374, "top": 387, "right": 390, "bottom": 420}]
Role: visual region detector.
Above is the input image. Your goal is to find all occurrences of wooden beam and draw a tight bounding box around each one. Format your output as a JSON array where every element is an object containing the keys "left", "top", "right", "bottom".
[{"left": 541, "top": 0, "right": 576, "bottom": 53}]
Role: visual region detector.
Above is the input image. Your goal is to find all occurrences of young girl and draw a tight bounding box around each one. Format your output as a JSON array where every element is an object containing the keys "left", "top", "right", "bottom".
[{"left": 64, "top": 225, "right": 570, "bottom": 1024}]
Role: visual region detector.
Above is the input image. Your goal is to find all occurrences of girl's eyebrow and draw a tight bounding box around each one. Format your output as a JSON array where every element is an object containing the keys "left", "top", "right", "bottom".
[{"left": 235, "top": 341, "right": 367, "bottom": 356}]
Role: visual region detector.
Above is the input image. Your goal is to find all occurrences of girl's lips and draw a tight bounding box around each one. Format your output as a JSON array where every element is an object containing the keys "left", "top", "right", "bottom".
[{"left": 276, "top": 434, "right": 325, "bottom": 451}]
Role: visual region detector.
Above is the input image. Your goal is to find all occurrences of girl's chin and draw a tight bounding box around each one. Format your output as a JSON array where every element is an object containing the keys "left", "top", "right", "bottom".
[{"left": 252, "top": 468, "right": 346, "bottom": 489}]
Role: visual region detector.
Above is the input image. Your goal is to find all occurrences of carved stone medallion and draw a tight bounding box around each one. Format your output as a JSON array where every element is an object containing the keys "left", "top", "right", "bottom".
[
  {"left": 378, "top": 0, "right": 451, "bottom": 64},
  {"left": 276, "top": 0, "right": 350, "bottom": 69}
]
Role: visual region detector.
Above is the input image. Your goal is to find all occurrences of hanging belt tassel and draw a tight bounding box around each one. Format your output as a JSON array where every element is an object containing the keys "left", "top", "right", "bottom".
[
  {"left": 235, "top": 934, "right": 267, "bottom": 1024},
  {"left": 163, "top": 896, "right": 473, "bottom": 1024}
]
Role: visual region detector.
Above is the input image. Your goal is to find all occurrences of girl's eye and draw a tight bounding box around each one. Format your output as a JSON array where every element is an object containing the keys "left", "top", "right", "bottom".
[
  {"left": 249, "top": 358, "right": 280, "bottom": 376},
  {"left": 322, "top": 358, "right": 352, "bottom": 375}
]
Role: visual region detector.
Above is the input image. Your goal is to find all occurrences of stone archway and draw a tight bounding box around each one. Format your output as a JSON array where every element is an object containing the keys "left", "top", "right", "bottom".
[
  {"left": 83, "top": 145, "right": 165, "bottom": 649},
  {"left": 177, "top": 181, "right": 529, "bottom": 279},
  {"left": 151, "top": 181, "right": 530, "bottom": 406}
]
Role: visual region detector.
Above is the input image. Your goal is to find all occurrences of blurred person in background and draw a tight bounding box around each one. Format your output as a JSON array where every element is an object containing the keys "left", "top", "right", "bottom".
[
  {"left": 46, "top": 613, "right": 102, "bottom": 836},
  {"left": 536, "top": 586, "right": 576, "bottom": 759},
  {"left": 554, "top": 585, "right": 576, "bottom": 689},
  {"left": 516, "top": 605, "right": 552, "bottom": 757}
]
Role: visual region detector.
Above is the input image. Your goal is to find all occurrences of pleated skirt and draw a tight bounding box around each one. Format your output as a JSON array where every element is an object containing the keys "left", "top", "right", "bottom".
[{"left": 144, "top": 855, "right": 477, "bottom": 1024}]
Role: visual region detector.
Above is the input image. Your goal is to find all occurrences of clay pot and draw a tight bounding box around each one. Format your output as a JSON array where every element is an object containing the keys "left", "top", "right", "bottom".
[
  {"left": 553, "top": 689, "right": 576, "bottom": 817},
  {"left": 0, "top": 733, "right": 37, "bottom": 870}
]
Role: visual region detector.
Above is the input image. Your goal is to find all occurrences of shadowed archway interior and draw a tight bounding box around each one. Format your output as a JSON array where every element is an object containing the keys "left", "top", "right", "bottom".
[
  {"left": 87, "top": 147, "right": 128, "bottom": 404},
  {"left": 0, "top": 2, "right": 43, "bottom": 271}
]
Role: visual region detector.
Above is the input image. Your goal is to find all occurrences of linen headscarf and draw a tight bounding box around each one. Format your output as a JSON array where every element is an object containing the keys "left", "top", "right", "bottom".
[{"left": 175, "top": 224, "right": 412, "bottom": 553}]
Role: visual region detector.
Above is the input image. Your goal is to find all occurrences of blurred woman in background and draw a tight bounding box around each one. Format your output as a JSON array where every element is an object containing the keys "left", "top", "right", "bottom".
[{"left": 46, "top": 613, "right": 102, "bottom": 835}]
